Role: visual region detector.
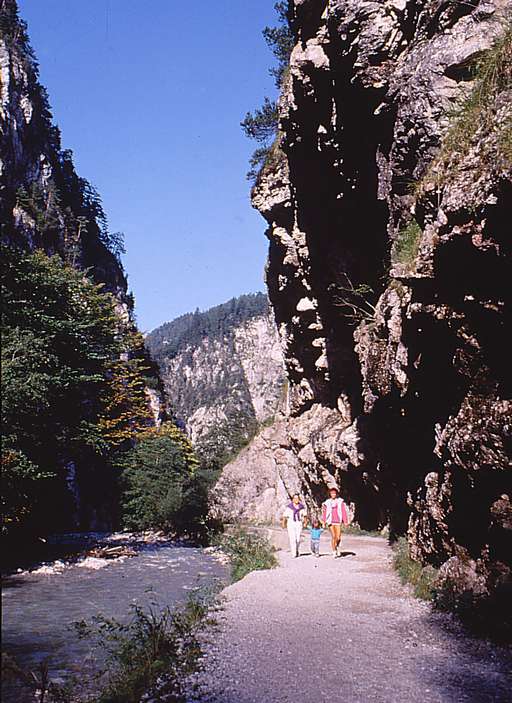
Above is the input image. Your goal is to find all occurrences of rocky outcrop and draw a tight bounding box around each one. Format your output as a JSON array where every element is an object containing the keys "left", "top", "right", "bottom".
[
  {"left": 0, "top": 2, "right": 127, "bottom": 296},
  {"left": 146, "top": 295, "right": 286, "bottom": 466},
  {"left": 232, "top": 0, "right": 511, "bottom": 619}
]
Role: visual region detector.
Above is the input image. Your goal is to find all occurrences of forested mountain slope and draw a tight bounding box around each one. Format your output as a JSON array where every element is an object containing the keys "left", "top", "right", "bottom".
[{"left": 146, "top": 294, "right": 286, "bottom": 468}]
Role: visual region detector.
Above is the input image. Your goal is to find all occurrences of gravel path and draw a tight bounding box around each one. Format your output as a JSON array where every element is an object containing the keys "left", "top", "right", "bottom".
[{"left": 188, "top": 532, "right": 512, "bottom": 703}]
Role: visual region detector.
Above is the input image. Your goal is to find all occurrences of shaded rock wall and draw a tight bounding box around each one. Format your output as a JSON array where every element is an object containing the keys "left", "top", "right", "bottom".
[{"left": 224, "top": 0, "right": 512, "bottom": 611}]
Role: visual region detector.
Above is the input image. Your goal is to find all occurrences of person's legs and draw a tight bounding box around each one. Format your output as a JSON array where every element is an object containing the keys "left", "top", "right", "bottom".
[
  {"left": 311, "top": 539, "right": 320, "bottom": 556},
  {"left": 333, "top": 524, "right": 342, "bottom": 554},
  {"left": 293, "top": 521, "right": 302, "bottom": 556},
  {"left": 329, "top": 525, "right": 337, "bottom": 554},
  {"left": 287, "top": 524, "right": 296, "bottom": 555},
  {"left": 288, "top": 521, "right": 301, "bottom": 556}
]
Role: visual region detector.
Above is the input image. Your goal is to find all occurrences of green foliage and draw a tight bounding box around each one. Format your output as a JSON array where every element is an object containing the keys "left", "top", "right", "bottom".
[
  {"left": 1, "top": 248, "right": 119, "bottom": 533},
  {"left": 16, "top": 182, "right": 62, "bottom": 232},
  {"left": 419, "top": 24, "right": 512, "bottom": 193},
  {"left": 1, "top": 448, "right": 54, "bottom": 536},
  {"left": 263, "top": 2, "right": 293, "bottom": 87},
  {"left": 120, "top": 423, "right": 217, "bottom": 540},
  {"left": 391, "top": 219, "right": 422, "bottom": 268},
  {"left": 242, "top": 2, "right": 293, "bottom": 181},
  {"left": 72, "top": 591, "right": 216, "bottom": 702},
  {"left": 392, "top": 537, "right": 438, "bottom": 601},
  {"left": 0, "top": 247, "right": 152, "bottom": 537},
  {"left": 329, "top": 273, "right": 377, "bottom": 324},
  {"left": 218, "top": 528, "right": 278, "bottom": 582},
  {"left": 241, "top": 97, "right": 279, "bottom": 144}
]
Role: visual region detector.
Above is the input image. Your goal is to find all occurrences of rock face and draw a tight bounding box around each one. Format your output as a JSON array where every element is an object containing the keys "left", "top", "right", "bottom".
[
  {"left": 0, "top": 2, "right": 126, "bottom": 296},
  {"left": 146, "top": 294, "right": 286, "bottom": 467},
  {"left": 224, "top": 0, "right": 511, "bottom": 616}
]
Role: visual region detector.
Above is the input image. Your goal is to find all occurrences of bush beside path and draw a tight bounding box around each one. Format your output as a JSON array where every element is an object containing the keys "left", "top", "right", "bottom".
[{"left": 187, "top": 533, "right": 512, "bottom": 703}]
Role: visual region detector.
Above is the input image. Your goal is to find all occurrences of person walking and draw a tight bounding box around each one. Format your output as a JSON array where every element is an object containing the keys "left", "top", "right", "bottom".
[
  {"left": 308, "top": 518, "right": 323, "bottom": 558},
  {"left": 281, "top": 493, "right": 307, "bottom": 557},
  {"left": 321, "top": 487, "right": 348, "bottom": 557}
]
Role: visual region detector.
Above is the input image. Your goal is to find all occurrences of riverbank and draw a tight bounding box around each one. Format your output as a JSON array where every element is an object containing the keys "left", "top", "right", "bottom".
[
  {"left": 2, "top": 538, "right": 227, "bottom": 702},
  {"left": 187, "top": 532, "right": 512, "bottom": 703}
]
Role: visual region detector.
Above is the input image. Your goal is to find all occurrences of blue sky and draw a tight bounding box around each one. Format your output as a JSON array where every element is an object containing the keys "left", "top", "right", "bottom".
[{"left": 18, "top": 0, "right": 278, "bottom": 331}]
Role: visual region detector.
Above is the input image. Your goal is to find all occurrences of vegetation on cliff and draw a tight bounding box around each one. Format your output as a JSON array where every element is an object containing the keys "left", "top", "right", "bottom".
[
  {"left": 241, "top": 1, "right": 292, "bottom": 181},
  {"left": 0, "top": 1, "right": 126, "bottom": 270},
  {"left": 419, "top": 23, "right": 512, "bottom": 193},
  {"left": 146, "top": 293, "right": 269, "bottom": 361}
]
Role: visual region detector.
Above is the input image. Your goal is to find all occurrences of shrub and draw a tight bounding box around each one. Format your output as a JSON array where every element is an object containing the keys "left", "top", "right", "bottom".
[
  {"left": 1, "top": 653, "right": 72, "bottom": 703},
  {"left": 120, "top": 423, "right": 220, "bottom": 542},
  {"left": 73, "top": 590, "right": 217, "bottom": 702},
  {"left": 218, "top": 528, "right": 278, "bottom": 582},
  {"left": 391, "top": 219, "right": 422, "bottom": 268},
  {"left": 392, "top": 537, "right": 438, "bottom": 601},
  {"left": 121, "top": 423, "right": 211, "bottom": 539},
  {"left": 329, "top": 273, "right": 377, "bottom": 324}
]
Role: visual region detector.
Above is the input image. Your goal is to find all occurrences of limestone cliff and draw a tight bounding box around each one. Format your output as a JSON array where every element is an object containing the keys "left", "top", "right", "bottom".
[
  {"left": 0, "top": 0, "right": 127, "bottom": 297},
  {"left": 219, "top": 0, "right": 511, "bottom": 620},
  {"left": 146, "top": 294, "right": 286, "bottom": 467}
]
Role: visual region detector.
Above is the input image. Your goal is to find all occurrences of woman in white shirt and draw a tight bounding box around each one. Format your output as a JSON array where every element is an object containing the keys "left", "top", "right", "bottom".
[{"left": 281, "top": 493, "right": 307, "bottom": 557}]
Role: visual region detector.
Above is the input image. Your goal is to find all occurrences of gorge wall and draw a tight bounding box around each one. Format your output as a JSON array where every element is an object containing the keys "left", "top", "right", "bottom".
[
  {"left": 217, "top": 0, "right": 511, "bottom": 616},
  {"left": 0, "top": 2, "right": 126, "bottom": 298},
  {"left": 146, "top": 293, "right": 286, "bottom": 469}
]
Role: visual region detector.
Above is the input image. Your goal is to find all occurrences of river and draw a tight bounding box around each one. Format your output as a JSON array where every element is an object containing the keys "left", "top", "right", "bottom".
[{"left": 1, "top": 535, "right": 227, "bottom": 701}]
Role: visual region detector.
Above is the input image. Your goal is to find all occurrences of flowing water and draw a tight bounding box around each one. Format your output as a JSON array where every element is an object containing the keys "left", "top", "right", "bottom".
[{"left": 2, "top": 536, "right": 227, "bottom": 700}]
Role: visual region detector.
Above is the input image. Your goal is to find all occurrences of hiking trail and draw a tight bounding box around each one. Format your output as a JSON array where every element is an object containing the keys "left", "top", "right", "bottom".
[{"left": 187, "top": 533, "right": 512, "bottom": 703}]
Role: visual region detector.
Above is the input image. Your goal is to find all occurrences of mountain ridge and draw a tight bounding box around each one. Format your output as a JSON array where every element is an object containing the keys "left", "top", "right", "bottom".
[{"left": 146, "top": 292, "right": 286, "bottom": 469}]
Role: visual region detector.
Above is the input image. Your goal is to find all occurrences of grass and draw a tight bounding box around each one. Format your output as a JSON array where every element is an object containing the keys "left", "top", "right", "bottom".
[
  {"left": 72, "top": 588, "right": 217, "bottom": 702},
  {"left": 418, "top": 23, "right": 512, "bottom": 194},
  {"left": 391, "top": 219, "right": 422, "bottom": 269},
  {"left": 217, "top": 527, "right": 278, "bottom": 583},
  {"left": 392, "top": 537, "right": 438, "bottom": 601}
]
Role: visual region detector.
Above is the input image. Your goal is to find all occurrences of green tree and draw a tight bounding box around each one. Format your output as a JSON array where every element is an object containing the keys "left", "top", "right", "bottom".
[
  {"left": 120, "top": 423, "right": 216, "bottom": 540},
  {"left": 1, "top": 247, "right": 151, "bottom": 537},
  {"left": 241, "top": 2, "right": 293, "bottom": 181}
]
